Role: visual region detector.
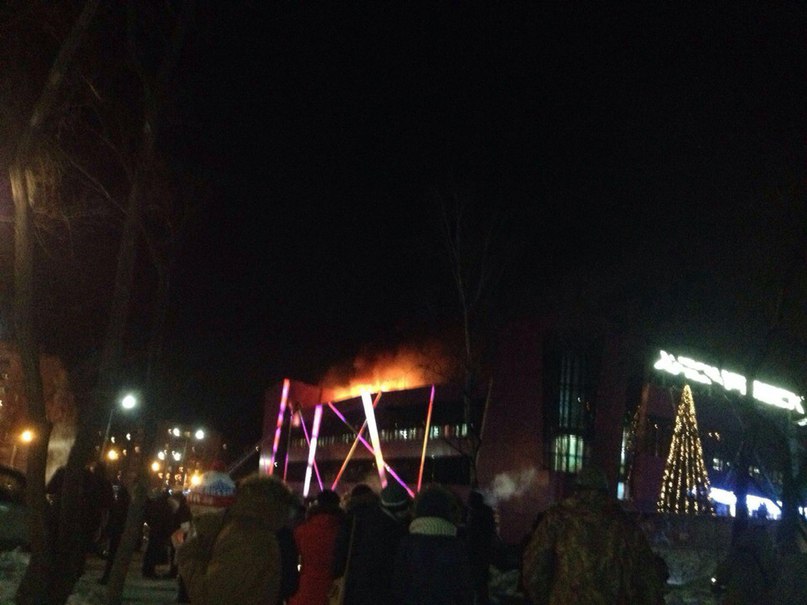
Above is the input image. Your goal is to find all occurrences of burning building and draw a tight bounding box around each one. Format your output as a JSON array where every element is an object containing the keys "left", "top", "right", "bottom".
[
  {"left": 260, "top": 322, "right": 807, "bottom": 544},
  {"left": 260, "top": 324, "right": 631, "bottom": 543}
]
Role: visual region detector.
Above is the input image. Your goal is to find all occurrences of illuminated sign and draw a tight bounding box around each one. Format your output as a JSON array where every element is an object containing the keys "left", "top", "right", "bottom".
[{"left": 654, "top": 350, "right": 805, "bottom": 415}]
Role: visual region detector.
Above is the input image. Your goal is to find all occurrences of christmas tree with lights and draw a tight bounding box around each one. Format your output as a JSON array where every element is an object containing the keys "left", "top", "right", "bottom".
[{"left": 657, "top": 384, "right": 714, "bottom": 515}]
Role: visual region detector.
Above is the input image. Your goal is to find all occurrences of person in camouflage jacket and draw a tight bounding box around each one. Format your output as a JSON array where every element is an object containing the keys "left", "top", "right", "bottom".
[{"left": 521, "top": 467, "right": 665, "bottom": 605}]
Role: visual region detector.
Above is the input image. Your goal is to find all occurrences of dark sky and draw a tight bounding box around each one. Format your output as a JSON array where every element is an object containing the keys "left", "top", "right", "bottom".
[{"left": 148, "top": 4, "right": 806, "bottom": 453}]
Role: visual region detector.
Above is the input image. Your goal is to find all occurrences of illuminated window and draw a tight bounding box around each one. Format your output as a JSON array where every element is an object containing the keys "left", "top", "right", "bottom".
[
  {"left": 544, "top": 343, "right": 596, "bottom": 472},
  {"left": 552, "top": 433, "right": 586, "bottom": 473}
]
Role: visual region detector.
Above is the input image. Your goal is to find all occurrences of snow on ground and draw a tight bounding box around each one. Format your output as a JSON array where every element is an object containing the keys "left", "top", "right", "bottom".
[
  {"left": 0, "top": 549, "right": 176, "bottom": 605},
  {"left": 0, "top": 548, "right": 105, "bottom": 605},
  {"left": 0, "top": 549, "right": 27, "bottom": 605}
]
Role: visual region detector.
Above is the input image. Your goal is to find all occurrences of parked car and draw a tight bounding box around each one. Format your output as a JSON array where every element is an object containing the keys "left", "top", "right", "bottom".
[{"left": 0, "top": 465, "right": 28, "bottom": 550}]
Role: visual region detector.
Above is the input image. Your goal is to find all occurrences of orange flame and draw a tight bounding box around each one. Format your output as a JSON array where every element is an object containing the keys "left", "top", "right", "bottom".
[{"left": 321, "top": 342, "right": 454, "bottom": 402}]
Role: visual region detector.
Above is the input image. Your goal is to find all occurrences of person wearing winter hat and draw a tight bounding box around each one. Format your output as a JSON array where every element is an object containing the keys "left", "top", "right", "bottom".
[
  {"left": 289, "top": 489, "right": 344, "bottom": 605},
  {"left": 177, "top": 473, "right": 296, "bottom": 605},
  {"left": 380, "top": 481, "right": 413, "bottom": 523},
  {"left": 332, "top": 482, "right": 410, "bottom": 605},
  {"left": 392, "top": 485, "right": 473, "bottom": 605}
]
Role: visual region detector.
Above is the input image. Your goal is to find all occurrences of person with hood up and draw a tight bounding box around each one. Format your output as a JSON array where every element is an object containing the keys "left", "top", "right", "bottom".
[
  {"left": 392, "top": 484, "right": 473, "bottom": 605},
  {"left": 332, "top": 482, "right": 412, "bottom": 605},
  {"left": 177, "top": 473, "right": 295, "bottom": 605},
  {"left": 521, "top": 466, "right": 665, "bottom": 605},
  {"left": 289, "top": 489, "right": 344, "bottom": 605}
]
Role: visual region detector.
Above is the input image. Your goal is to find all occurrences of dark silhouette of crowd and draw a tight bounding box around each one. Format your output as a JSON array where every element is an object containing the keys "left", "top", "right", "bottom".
[
  {"left": 46, "top": 461, "right": 674, "bottom": 605},
  {"left": 168, "top": 468, "right": 670, "bottom": 605},
  {"left": 174, "top": 476, "right": 491, "bottom": 605},
  {"left": 49, "top": 457, "right": 807, "bottom": 605}
]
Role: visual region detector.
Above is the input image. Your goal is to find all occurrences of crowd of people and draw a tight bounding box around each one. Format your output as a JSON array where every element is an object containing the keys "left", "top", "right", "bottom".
[
  {"left": 174, "top": 476, "right": 498, "bottom": 605},
  {"left": 168, "top": 465, "right": 672, "bottom": 605},
  {"left": 46, "top": 459, "right": 807, "bottom": 605}
]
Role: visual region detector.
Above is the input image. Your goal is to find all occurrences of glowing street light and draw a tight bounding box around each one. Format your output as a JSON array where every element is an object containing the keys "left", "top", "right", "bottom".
[
  {"left": 9, "top": 429, "right": 34, "bottom": 467},
  {"left": 121, "top": 394, "right": 137, "bottom": 410},
  {"left": 101, "top": 393, "right": 138, "bottom": 459}
]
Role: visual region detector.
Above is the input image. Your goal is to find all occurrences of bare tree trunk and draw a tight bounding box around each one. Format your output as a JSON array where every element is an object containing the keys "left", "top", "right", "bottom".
[
  {"left": 10, "top": 2, "right": 100, "bottom": 604},
  {"left": 106, "top": 8, "right": 193, "bottom": 601},
  {"left": 11, "top": 162, "right": 52, "bottom": 605},
  {"left": 103, "top": 188, "right": 160, "bottom": 605}
]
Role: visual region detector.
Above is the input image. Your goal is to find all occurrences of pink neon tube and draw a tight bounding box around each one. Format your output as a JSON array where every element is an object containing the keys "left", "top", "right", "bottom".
[
  {"left": 417, "top": 385, "right": 436, "bottom": 492},
  {"left": 268, "top": 378, "right": 290, "bottom": 475},
  {"left": 303, "top": 404, "right": 323, "bottom": 497},
  {"left": 332, "top": 393, "right": 381, "bottom": 491},
  {"left": 327, "top": 402, "right": 414, "bottom": 497}
]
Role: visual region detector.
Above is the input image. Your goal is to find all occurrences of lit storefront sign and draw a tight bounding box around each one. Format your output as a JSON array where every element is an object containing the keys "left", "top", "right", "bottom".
[{"left": 654, "top": 350, "right": 805, "bottom": 415}]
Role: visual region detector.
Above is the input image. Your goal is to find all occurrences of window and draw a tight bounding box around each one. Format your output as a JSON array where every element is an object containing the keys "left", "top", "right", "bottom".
[
  {"left": 552, "top": 433, "right": 585, "bottom": 473},
  {"left": 544, "top": 341, "right": 599, "bottom": 472}
]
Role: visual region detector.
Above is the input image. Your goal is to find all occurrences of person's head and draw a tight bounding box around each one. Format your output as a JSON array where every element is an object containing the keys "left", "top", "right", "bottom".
[
  {"left": 309, "top": 489, "right": 341, "bottom": 516},
  {"left": 350, "top": 483, "right": 374, "bottom": 499},
  {"left": 468, "top": 489, "right": 485, "bottom": 508},
  {"left": 380, "top": 482, "right": 412, "bottom": 521},
  {"left": 574, "top": 466, "right": 609, "bottom": 493},
  {"left": 346, "top": 483, "right": 378, "bottom": 511},
  {"left": 235, "top": 473, "right": 296, "bottom": 529},
  {"left": 413, "top": 485, "right": 461, "bottom": 525}
]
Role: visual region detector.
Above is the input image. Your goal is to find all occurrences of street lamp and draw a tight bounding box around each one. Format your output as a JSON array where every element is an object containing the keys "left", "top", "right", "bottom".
[
  {"left": 101, "top": 393, "right": 137, "bottom": 459},
  {"left": 9, "top": 429, "right": 34, "bottom": 467}
]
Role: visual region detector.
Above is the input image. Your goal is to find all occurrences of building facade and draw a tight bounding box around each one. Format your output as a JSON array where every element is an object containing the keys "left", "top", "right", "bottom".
[{"left": 260, "top": 320, "right": 806, "bottom": 543}]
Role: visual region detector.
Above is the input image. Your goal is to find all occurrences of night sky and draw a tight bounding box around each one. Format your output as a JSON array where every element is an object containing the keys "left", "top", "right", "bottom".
[{"left": 122, "top": 4, "right": 807, "bottom": 454}]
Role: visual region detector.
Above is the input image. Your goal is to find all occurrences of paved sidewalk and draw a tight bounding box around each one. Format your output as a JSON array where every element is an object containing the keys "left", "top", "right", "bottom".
[{"left": 74, "top": 551, "right": 180, "bottom": 605}]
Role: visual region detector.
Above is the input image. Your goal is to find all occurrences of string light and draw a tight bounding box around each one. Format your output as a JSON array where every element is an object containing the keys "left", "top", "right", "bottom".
[{"left": 657, "top": 384, "right": 714, "bottom": 515}]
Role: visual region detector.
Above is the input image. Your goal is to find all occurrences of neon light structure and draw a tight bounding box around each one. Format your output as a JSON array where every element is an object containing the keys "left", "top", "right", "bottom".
[
  {"left": 332, "top": 392, "right": 382, "bottom": 490},
  {"left": 417, "top": 385, "right": 436, "bottom": 492},
  {"left": 297, "top": 406, "right": 323, "bottom": 491},
  {"left": 303, "top": 404, "right": 323, "bottom": 497},
  {"left": 362, "top": 392, "right": 387, "bottom": 489},
  {"left": 654, "top": 350, "right": 805, "bottom": 414},
  {"left": 326, "top": 402, "right": 414, "bottom": 497},
  {"left": 268, "top": 378, "right": 290, "bottom": 475},
  {"left": 267, "top": 379, "right": 442, "bottom": 499}
]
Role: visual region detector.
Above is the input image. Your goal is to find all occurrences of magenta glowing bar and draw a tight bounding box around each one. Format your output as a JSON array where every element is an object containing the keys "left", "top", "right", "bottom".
[
  {"left": 417, "top": 385, "right": 436, "bottom": 492},
  {"left": 283, "top": 406, "right": 297, "bottom": 481},
  {"left": 361, "top": 392, "right": 387, "bottom": 489},
  {"left": 327, "top": 402, "right": 414, "bottom": 497},
  {"left": 268, "top": 378, "right": 290, "bottom": 475},
  {"left": 332, "top": 392, "right": 382, "bottom": 491},
  {"left": 303, "top": 404, "right": 323, "bottom": 497}
]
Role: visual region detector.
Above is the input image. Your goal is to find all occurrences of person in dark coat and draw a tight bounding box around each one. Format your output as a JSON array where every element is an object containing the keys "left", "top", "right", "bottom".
[
  {"left": 392, "top": 484, "right": 473, "bottom": 605},
  {"left": 465, "top": 490, "right": 497, "bottom": 605},
  {"left": 143, "top": 489, "right": 178, "bottom": 578},
  {"left": 86, "top": 461, "right": 115, "bottom": 556},
  {"left": 712, "top": 521, "right": 777, "bottom": 605},
  {"left": 332, "top": 482, "right": 411, "bottom": 605},
  {"left": 169, "top": 491, "right": 193, "bottom": 579},
  {"left": 98, "top": 479, "right": 131, "bottom": 584},
  {"left": 277, "top": 520, "right": 301, "bottom": 604}
]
